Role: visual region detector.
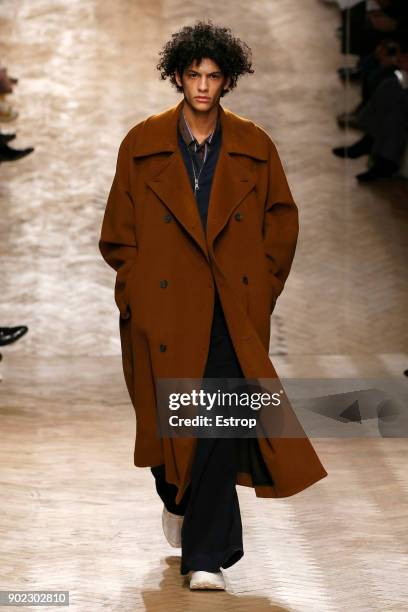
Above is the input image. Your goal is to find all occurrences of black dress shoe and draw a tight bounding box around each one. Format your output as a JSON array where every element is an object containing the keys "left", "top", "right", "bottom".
[
  {"left": 332, "top": 134, "right": 374, "bottom": 159},
  {"left": 356, "top": 164, "right": 396, "bottom": 183},
  {"left": 0, "top": 132, "right": 16, "bottom": 143},
  {"left": 356, "top": 158, "right": 398, "bottom": 182},
  {"left": 0, "top": 142, "right": 34, "bottom": 162},
  {"left": 0, "top": 326, "right": 28, "bottom": 346},
  {"left": 338, "top": 66, "right": 362, "bottom": 82}
]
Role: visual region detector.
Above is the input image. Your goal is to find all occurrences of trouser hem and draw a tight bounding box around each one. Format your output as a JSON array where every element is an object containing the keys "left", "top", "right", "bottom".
[{"left": 180, "top": 546, "right": 244, "bottom": 575}]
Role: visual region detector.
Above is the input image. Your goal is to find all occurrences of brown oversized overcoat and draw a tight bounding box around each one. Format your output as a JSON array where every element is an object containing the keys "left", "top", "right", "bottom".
[{"left": 99, "top": 98, "right": 328, "bottom": 504}]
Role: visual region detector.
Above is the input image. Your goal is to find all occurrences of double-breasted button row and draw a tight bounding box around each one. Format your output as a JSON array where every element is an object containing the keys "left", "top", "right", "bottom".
[
  {"left": 234, "top": 212, "right": 243, "bottom": 221},
  {"left": 163, "top": 214, "right": 173, "bottom": 223},
  {"left": 242, "top": 275, "right": 249, "bottom": 284},
  {"left": 160, "top": 279, "right": 168, "bottom": 288}
]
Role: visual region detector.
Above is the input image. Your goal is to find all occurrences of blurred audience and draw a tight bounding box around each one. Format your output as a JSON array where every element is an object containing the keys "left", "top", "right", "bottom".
[
  {"left": 323, "top": 0, "right": 408, "bottom": 182},
  {"left": 0, "top": 62, "right": 30, "bottom": 359},
  {"left": 0, "top": 62, "right": 34, "bottom": 163}
]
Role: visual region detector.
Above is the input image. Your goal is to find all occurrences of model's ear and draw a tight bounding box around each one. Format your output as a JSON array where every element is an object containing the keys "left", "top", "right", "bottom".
[
  {"left": 174, "top": 69, "right": 182, "bottom": 87},
  {"left": 223, "top": 75, "right": 231, "bottom": 91}
]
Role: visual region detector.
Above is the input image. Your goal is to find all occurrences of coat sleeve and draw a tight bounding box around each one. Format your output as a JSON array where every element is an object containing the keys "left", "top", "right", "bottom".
[
  {"left": 98, "top": 136, "right": 138, "bottom": 319},
  {"left": 262, "top": 138, "right": 299, "bottom": 301}
]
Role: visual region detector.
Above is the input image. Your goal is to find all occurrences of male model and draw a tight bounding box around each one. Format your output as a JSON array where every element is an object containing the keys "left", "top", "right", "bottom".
[{"left": 99, "top": 20, "right": 327, "bottom": 591}]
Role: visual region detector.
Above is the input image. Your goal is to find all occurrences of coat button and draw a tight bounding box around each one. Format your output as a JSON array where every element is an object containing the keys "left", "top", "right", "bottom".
[
  {"left": 234, "top": 212, "right": 243, "bottom": 221},
  {"left": 120, "top": 307, "right": 130, "bottom": 320},
  {"left": 163, "top": 214, "right": 172, "bottom": 223},
  {"left": 160, "top": 279, "right": 168, "bottom": 288},
  {"left": 242, "top": 275, "right": 249, "bottom": 284},
  {"left": 159, "top": 343, "right": 167, "bottom": 352}
]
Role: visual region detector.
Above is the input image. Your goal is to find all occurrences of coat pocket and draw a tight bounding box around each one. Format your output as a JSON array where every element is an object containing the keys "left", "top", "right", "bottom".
[
  {"left": 261, "top": 256, "right": 281, "bottom": 313},
  {"left": 119, "top": 315, "right": 136, "bottom": 406},
  {"left": 115, "top": 259, "right": 139, "bottom": 320},
  {"left": 267, "top": 270, "right": 284, "bottom": 302}
]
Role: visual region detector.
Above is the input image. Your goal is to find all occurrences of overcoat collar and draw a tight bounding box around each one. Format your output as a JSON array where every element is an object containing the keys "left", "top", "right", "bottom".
[{"left": 130, "top": 98, "right": 268, "bottom": 261}]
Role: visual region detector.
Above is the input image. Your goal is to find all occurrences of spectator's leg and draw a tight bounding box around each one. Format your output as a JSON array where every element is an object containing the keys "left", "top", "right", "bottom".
[{"left": 357, "top": 77, "right": 408, "bottom": 167}]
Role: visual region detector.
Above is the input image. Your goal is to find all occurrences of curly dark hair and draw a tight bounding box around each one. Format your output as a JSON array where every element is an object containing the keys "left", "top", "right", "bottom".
[{"left": 156, "top": 19, "right": 254, "bottom": 96}]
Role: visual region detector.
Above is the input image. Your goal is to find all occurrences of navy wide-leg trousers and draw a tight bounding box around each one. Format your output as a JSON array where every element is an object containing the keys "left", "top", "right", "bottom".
[{"left": 151, "top": 316, "right": 245, "bottom": 575}]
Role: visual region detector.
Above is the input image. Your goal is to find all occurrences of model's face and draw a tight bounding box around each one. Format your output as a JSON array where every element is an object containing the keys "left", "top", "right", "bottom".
[{"left": 175, "top": 57, "right": 231, "bottom": 112}]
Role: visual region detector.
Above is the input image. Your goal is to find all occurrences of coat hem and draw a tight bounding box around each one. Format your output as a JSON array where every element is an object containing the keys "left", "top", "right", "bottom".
[
  {"left": 137, "top": 457, "right": 328, "bottom": 500},
  {"left": 236, "top": 469, "right": 328, "bottom": 499}
]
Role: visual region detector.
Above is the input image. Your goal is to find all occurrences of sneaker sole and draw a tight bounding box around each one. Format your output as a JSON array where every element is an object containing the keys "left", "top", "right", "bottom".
[{"left": 190, "top": 582, "right": 225, "bottom": 590}]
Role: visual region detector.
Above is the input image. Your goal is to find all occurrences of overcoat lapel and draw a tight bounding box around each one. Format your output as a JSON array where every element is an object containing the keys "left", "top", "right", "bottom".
[
  {"left": 206, "top": 147, "right": 256, "bottom": 253},
  {"left": 132, "top": 98, "right": 267, "bottom": 260},
  {"left": 146, "top": 152, "right": 210, "bottom": 263}
]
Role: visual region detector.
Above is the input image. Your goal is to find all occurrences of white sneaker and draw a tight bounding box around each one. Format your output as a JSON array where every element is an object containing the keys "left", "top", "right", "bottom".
[
  {"left": 162, "top": 506, "right": 183, "bottom": 548},
  {"left": 189, "top": 570, "right": 226, "bottom": 590}
]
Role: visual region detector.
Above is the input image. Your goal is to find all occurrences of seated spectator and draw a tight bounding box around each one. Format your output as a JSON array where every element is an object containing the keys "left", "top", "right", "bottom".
[
  {"left": 332, "top": 44, "right": 408, "bottom": 181},
  {"left": 339, "top": 0, "right": 408, "bottom": 60},
  {"left": 337, "top": 37, "right": 402, "bottom": 128}
]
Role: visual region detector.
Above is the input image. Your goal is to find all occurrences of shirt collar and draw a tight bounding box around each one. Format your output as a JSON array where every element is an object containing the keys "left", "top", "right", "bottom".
[{"left": 178, "top": 104, "right": 220, "bottom": 148}]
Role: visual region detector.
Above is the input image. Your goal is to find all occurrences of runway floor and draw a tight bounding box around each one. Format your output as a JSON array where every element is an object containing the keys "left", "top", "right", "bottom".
[{"left": 1, "top": 0, "right": 407, "bottom": 609}]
